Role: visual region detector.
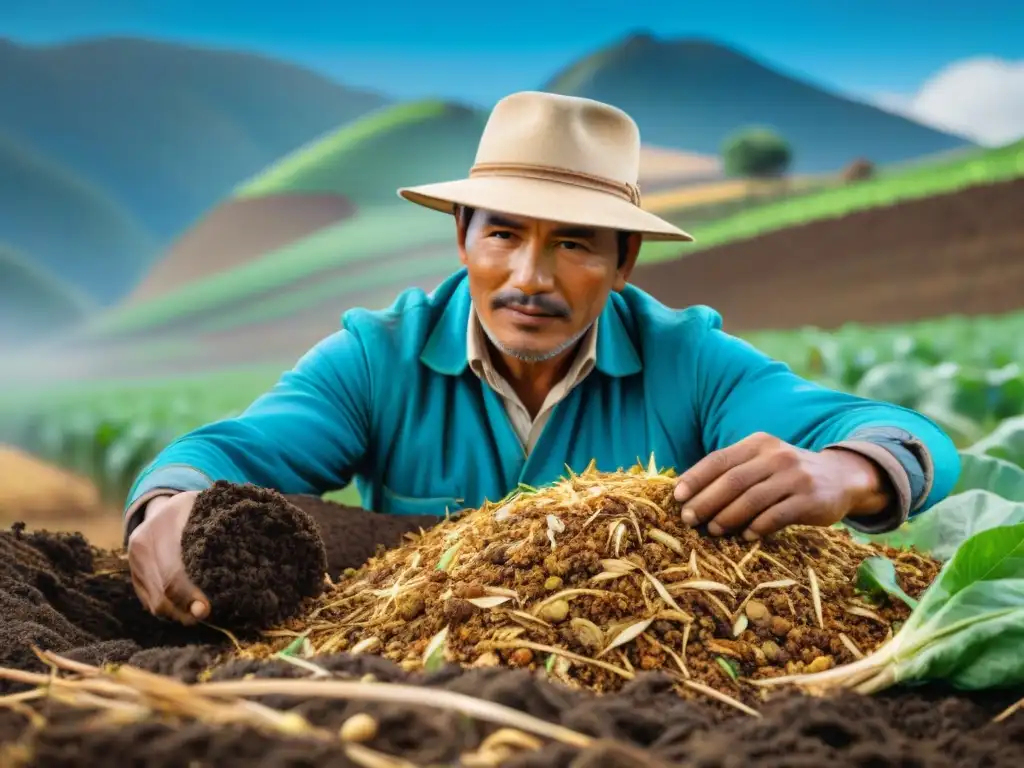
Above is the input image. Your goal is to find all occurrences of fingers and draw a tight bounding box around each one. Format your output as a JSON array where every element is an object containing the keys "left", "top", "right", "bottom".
[
  {"left": 165, "top": 574, "right": 210, "bottom": 623},
  {"left": 674, "top": 433, "right": 778, "bottom": 504},
  {"left": 705, "top": 475, "right": 793, "bottom": 536},
  {"left": 130, "top": 569, "right": 154, "bottom": 611},
  {"left": 130, "top": 558, "right": 209, "bottom": 625},
  {"left": 678, "top": 455, "right": 776, "bottom": 529},
  {"left": 126, "top": 490, "right": 206, "bottom": 626},
  {"left": 743, "top": 496, "right": 815, "bottom": 541}
]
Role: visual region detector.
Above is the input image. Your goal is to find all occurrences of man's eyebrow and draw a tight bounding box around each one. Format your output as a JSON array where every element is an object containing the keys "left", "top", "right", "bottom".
[
  {"left": 481, "top": 214, "right": 527, "bottom": 230},
  {"left": 551, "top": 226, "right": 598, "bottom": 239}
]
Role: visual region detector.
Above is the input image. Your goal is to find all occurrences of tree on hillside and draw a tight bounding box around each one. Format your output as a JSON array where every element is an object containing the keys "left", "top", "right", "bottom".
[
  {"left": 842, "top": 158, "right": 875, "bottom": 183},
  {"left": 721, "top": 127, "right": 793, "bottom": 179}
]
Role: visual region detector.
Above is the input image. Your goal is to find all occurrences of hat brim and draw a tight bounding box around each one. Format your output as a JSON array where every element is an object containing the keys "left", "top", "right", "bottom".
[{"left": 397, "top": 176, "right": 694, "bottom": 243}]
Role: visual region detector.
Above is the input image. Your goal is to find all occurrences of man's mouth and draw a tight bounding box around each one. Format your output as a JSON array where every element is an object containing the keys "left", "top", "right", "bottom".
[{"left": 506, "top": 305, "right": 556, "bottom": 318}]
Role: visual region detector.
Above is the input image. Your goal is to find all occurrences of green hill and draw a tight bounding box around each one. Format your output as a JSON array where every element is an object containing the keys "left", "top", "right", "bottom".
[
  {"left": 0, "top": 37, "right": 389, "bottom": 242},
  {"left": 95, "top": 100, "right": 487, "bottom": 333},
  {"left": 235, "top": 99, "right": 488, "bottom": 204},
  {"left": 0, "top": 130, "right": 154, "bottom": 304},
  {"left": 542, "top": 32, "right": 973, "bottom": 173},
  {"left": 0, "top": 245, "right": 95, "bottom": 346},
  {"left": 87, "top": 135, "right": 1024, "bottom": 346}
]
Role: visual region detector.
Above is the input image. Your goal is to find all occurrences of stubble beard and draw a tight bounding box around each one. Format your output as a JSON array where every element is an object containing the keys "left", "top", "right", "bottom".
[{"left": 479, "top": 314, "right": 592, "bottom": 363}]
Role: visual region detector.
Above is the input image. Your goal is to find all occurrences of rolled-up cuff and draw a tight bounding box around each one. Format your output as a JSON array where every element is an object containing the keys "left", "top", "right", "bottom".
[
  {"left": 123, "top": 489, "right": 178, "bottom": 544},
  {"left": 825, "top": 440, "right": 913, "bottom": 534},
  {"left": 123, "top": 465, "right": 213, "bottom": 544}
]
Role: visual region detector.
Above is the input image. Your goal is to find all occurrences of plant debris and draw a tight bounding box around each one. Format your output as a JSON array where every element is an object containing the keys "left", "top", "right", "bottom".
[{"left": 239, "top": 461, "right": 941, "bottom": 708}]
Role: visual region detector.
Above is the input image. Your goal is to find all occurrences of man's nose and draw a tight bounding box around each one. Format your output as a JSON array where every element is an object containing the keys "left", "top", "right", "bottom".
[{"left": 509, "top": 241, "right": 555, "bottom": 294}]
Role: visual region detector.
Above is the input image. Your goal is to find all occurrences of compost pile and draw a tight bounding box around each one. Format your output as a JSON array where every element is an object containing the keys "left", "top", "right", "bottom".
[
  {"left": 1, "top": 471, "right": 1023, "bottom": 767},
  {"left": 243, "top": 463, "right": 939, "bottom": 711}
]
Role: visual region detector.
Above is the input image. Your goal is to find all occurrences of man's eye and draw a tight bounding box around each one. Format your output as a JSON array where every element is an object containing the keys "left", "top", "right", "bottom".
[
  {"left": 489, "top": 230, "right": 513, "bottom": 239},
  {"left": 558, "top": 241, "right": 585, "bottom": 251}
]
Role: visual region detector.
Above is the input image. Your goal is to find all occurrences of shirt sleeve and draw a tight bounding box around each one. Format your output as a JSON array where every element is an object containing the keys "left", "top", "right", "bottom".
[
  {"left": 123, "top": 327, "right": 373, "bottom": 533},
  {"left": 693, "top": 326, "right": 960, "bottom": 533}
]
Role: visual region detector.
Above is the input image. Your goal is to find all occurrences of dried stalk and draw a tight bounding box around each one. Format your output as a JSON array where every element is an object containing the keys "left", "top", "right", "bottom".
[
  {"left": 345, "top": 743, "right": 421, "bottom": 768},
  {"left": 7, "top": 652, "right": 597, "bottom": 751},
  {"left": 838, "top": 633, "right": 865, "bottom": 660},
  {"left": 807, "top": 567, "right": 824, "bottom": 629},
  {"left": 993, "top": 696, "right": 1024, "bottom": 724},
  {"left": 735, "top": 542, "right": 761, "bottom": 573},
  {"left": 196, "top": 675, "right": 595, "bottom": 746},
  {"left": 678, "top": 679, "right": 761, "bottom": 718},
  {"left": 484, "top": 641, "right": 634, "bottom": 681}
]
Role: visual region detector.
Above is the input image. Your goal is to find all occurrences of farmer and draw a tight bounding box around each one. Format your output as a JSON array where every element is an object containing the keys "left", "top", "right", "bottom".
[{"left": 124, "top": 91, "right": 960, "bottom": 625}]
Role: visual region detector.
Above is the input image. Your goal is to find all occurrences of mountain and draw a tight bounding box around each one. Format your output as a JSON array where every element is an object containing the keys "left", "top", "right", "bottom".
[
  {"left": 0, "top": 130, "right": 153, "bottom": 304},
  {"left": 0, "top": 37, "right": 390, "bottom": 242},
  {"left": 0, "top": 245, "right": 95, "bottom": 346},
  {"left": 542, "top": 33, "right": 975, "bottom": 173}
]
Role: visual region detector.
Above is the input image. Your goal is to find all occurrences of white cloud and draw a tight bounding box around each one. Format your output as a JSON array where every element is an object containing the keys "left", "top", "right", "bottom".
[{"left": 872, "top": 57, "right": 1024, "bottom": 147}]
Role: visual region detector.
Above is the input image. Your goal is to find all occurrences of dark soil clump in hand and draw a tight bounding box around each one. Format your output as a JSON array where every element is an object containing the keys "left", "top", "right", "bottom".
[{"left": 181, "top": 481, "right": 329, "bottom": 632}]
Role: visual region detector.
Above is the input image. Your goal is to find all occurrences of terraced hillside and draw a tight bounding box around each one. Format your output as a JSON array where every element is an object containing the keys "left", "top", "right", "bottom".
[
  {"left": 4, "top": 137, "right": 1020, "bottom": 386},
  {"left": 111, "top": 100, "right": 736, "bottom": 333},
  {"left": 98, "top": 138, "right": 1024, "bottom": 339}
]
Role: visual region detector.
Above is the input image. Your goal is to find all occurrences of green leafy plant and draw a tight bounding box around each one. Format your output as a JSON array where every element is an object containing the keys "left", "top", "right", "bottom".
[
  {"left": 758, "top": 523, "right": 1024, "bottom": 695},
  {"left": 968, "top": 416, "right": 1024, "bottom": 468},
  {"left": 856, "top": 557, "right": 918, "bottom": 609},
  {"left": 854, "top": 489, "right": 1024, "bottom": 562},
  {"left": 953, "top": 452, "right": 1024, "bottom": 502}
]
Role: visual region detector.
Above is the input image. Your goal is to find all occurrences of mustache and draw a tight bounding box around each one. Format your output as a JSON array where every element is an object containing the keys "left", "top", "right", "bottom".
[{"left": 491, "top": 291, "right": 571, "bottom": 318}]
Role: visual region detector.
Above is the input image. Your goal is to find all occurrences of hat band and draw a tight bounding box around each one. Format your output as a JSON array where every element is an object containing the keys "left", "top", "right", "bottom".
[{"left": 469, "top": 162, "right": 642, "bottom": 207}]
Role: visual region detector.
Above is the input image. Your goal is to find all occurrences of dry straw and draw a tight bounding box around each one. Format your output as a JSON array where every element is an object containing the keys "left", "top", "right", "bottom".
[{"left": 237, "top": 458, "right": 935, "bottom": 710}]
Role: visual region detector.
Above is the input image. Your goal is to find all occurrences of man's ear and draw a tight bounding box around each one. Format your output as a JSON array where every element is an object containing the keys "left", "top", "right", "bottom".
[
  {"left": 455, "top": 205, "right": 470, "bottom": 266},
  {"left": 612, "top": 233, "right": 643, "bottom": 292}
]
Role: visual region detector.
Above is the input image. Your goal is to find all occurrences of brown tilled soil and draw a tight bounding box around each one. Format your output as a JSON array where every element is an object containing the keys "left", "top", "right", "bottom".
[
  {"left": 125, "top": 193, "right": 357, "bottom": 303},
  {"left": 632, "top": 177, "right": 1024, "bottom": 331},
  {"left": 1, "top": 497, "right": 1022, "bottom": 766}
]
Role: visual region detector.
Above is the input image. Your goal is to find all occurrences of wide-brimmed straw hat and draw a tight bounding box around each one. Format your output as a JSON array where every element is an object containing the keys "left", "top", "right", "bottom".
[{"left": 397, "top": 91, "right": 694, "bottom": 242}]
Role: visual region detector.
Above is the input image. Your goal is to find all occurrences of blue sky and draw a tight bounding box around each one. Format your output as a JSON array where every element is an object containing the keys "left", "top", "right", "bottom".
[{"left": 3, "top": 0, "right": 1023, "bottom": 107}]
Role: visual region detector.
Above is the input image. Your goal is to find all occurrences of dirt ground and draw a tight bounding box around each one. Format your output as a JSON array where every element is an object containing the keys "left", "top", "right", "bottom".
[
  {"left": 631, "top": 177, "right": 1024, "bottom": 332},
  {"left": 1, "top": 495, "right": 1022, "bottom": 767},
  {"left": 0, "top": 446, "right": 123, "bottom": 550}
]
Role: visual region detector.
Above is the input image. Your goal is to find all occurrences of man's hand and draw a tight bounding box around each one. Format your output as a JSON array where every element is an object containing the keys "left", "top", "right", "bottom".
[
  {"left": 673, "top": 432, "right": 893, "bottom": 541},
  {"left": 127, "top": 491, "right": 211, "bottom": 625}
]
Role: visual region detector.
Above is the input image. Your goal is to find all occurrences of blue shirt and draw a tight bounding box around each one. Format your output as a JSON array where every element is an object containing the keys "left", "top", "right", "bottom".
[{"left": 126, "top": 268, "right": 959, "bottom": 534}]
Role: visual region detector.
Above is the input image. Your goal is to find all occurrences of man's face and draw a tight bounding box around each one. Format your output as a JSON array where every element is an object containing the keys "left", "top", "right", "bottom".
[{"left": 457, "top": 208, "right": 641, "bottom": 363}]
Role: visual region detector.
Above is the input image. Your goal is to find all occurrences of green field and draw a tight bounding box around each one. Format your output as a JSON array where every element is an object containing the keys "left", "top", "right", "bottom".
[{"left": 81, "top": 206, "right": 455, "bottom": 338}]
